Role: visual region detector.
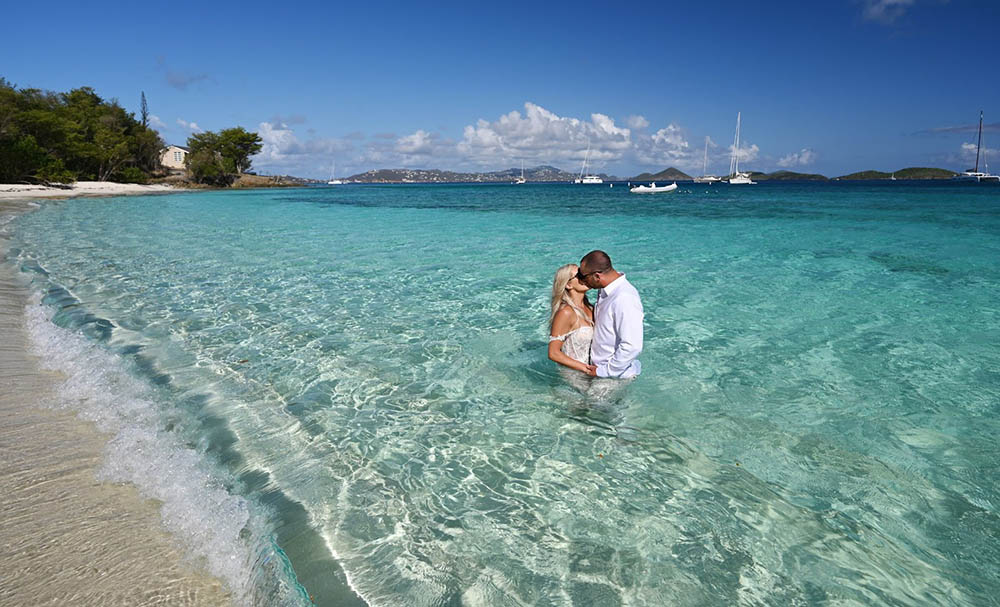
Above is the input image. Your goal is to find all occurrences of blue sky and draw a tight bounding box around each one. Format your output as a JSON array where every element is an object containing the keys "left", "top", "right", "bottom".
[{"left": 3, "top": 0, "right": 999, "bottom": 178}]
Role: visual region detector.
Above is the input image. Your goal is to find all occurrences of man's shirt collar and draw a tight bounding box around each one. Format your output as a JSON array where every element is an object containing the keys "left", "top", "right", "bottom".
[{"left": 600, "top": 273, "right": 626, "bottom": 297}]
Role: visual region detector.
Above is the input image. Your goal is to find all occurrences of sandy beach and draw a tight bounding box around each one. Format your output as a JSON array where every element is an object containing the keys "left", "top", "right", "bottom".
[
  {"left": 0, "top": 181, "right": 178, "bottom": 200},
  {"left": 0, "top": 195, "right": 231, "bottom": 606}
]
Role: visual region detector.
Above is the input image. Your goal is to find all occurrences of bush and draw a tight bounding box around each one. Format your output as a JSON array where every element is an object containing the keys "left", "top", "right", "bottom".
[
  {"left": 115, "top": 166, "right": 149, "bottom": 184},
  {"left": 35, "top": 157, "right": 76, "bottom": 184},
  {"left": 0, "top": 134, "right": 49, "bottom": 182},
  {"left": 186, "top": 149, "right": 235, "bottom": 186}
]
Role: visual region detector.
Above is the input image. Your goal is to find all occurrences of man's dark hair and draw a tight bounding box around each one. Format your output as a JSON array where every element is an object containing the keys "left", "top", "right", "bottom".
[{"left": 581, "top": 250, "right": 612, "bottom": 272}]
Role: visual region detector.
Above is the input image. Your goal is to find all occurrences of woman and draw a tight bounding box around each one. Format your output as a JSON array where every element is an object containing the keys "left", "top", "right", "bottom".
[{"left": 548, "top": 264, "right": 596, "bottom": 376}]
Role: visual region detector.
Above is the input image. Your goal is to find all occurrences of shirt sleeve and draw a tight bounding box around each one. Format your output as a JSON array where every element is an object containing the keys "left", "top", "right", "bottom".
[{"left": 596, "top": 294, "right": 644, "bottom": 378}]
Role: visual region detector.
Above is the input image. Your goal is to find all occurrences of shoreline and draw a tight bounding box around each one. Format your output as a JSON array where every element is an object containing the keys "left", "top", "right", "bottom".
[
  {"left": 0, "top": 198, "right": 232, "bottom": 606},
  {"left": 0, "top": 181, "right": 180, "bottom": 200}
]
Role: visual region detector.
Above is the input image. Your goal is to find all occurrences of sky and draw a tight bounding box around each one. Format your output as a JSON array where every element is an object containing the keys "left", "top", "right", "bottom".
[{"left": 3, "top": 0, "right": 999, "bottom": 178}]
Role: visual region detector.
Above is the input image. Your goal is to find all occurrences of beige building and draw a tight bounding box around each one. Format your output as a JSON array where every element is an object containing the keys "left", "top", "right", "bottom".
[{"left": 160, "top": 145, "right": 189, "bottom": 170}]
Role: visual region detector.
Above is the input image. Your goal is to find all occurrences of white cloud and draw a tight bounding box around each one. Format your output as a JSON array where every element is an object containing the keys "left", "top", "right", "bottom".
[
  {"left": 777, "top": 148, "right": 817, "bottom": 167},
  {"left": 862, "top": 0, "right": 915, "bottom": 23},
  {"left": 960, "top": 141, "right": 999, "bottom": 166},
  {"left": 633, "top": 123, "right": 697, "bottom": 170},
  {"left": 395, "top": 130, "right": 436, "bottom": 155},
  {"left": 257, "top": 122, "right": 299, "bottom": 163},
  {"left": 247, "top": 102, "right": 739, "bottom": 177},
  {"left": 148, "top": 114, "right": 167, "bottom": 130},
  {"left": 253, "top": 121, "right": 355, "bottom": 176},
  {"left": 176, "top": 118, "right": 202, "bottom": 133},
  {"left": 627, "top": 115, "right": 649, "bottom": 130},
  {"left": 730, "top": 142, "right": 760, "bottom": 165},
  {"left": 652, "top": 125, "right": 686, "bottom": 148},
  {"left": 457, "top": 102, "right": 632, "bottom": 168}
]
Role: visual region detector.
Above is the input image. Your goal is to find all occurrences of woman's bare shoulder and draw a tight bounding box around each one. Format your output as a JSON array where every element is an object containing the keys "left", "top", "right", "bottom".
[{"left": 550, "top": 305, "right": 576, "bottom": 334}]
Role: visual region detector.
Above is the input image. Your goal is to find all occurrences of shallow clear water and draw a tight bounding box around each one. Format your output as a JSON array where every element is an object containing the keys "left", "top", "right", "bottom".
[{"left": 5, "top": 182, "right": 1000, "bottom": 606}]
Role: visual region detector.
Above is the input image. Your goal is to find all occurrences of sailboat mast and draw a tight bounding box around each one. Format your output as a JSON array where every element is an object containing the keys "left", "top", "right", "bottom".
[
  {"left": 703, "top": 137, "right": 709, "bottom": 175},
  {"left": 734, "top": 112, "right": 742, "bottom": 175},
  {"left": 975, "top": 111, "right": 983, "bottom": 173},
  {"left": 580, "top": 142, "right": 590, "bottom": 179}
]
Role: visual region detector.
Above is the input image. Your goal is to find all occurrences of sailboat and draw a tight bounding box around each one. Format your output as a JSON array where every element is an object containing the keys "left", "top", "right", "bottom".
[
  {"left": 574, "top": 142, "right": 604, "bottom": 184},
  {"left": 693, "top": 136, "right": 721, "bottom": 183},
  {"left": 727, "top": 112, "right": 756, "bottom": 185},
  {"left": 327, "top": 161, "right": 343, "bottom": 185},
  {"left": 515, "top": 160, "right": 526, "bottom": 184},
  {"left": 953, "top": 111, "right": 1000, "bottom": 183}
]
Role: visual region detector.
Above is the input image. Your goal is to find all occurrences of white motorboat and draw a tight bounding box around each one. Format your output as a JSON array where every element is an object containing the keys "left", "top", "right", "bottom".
[
  {"left": 953, "top": 111, "right": 1000, "bottom": 183},
  {"left": 630, "top": 181, "right": 677, "bottom": 193},
  {"left": 694, "top": 136, "right": 721, "bottom": 183},
  {"left": 574, "top": 141, "right": 604, "bottom": 184},
  {"left": 727, "top": 112, "right": 756, "bottom": 185}
]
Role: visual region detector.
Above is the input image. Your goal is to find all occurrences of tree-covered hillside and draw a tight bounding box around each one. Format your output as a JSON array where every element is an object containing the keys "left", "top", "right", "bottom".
[
  {"left": 0, "top": 78, "right": 163, "bottom": 184},
  {"left": 837, "top": 167, "right": 957, "bottom": 180},
  {"left": 632, "top": 167, "right": 692, "bottom": 181}
]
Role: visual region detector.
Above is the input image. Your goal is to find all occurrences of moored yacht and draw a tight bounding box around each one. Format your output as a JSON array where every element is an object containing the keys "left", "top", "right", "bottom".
[
  {"left": 574, "top": 142, "right": 604, "bottom": 184},
  {"left": 327, "top": 160, "right": 343, "bottom": 185},
  {"left": 726, "top": 112, "right": 755, "bottom": 185},
  {"left": 694, "top": 136, "right": 721, "bottom": 183},
  {"left": 514, "top": 161, "right": 526, "bottom": 184},
  {"left": 953, "top": 111, "right": 1000, "bottom": 183}
]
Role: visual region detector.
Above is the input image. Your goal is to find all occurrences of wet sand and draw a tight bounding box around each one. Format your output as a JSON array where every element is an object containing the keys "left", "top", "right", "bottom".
[{"left": 0, "top": 199, "right": 231, "bottom": 606}]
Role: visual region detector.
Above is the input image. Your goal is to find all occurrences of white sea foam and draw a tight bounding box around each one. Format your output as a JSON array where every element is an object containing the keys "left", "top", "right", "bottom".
[{"left": 22, "top": 297, "right": 302, "bottom": 606}]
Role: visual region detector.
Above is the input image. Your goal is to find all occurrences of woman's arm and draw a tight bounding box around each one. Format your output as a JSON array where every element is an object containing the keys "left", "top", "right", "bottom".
[
  {"left": 548, "top": 339, "right": 592, "bottom": 373},
  {"left": 548, "top": 306, "right": 593, "bottom": 374}
]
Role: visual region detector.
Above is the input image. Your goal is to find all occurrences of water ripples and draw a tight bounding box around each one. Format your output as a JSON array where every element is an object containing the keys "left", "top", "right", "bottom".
[{"left": 7, "top": 184, "right": 1000, "bottom": 605}]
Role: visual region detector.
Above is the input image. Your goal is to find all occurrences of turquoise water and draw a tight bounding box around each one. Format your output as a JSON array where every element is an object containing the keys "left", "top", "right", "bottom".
[{"left": 5, "top": 182, "right": 1000, "bottom": 606}]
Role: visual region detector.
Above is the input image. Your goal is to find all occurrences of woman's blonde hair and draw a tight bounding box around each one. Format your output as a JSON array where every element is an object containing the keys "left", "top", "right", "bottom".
[{"left": 550, "top": 264, "right": 580, "bottom": 326}]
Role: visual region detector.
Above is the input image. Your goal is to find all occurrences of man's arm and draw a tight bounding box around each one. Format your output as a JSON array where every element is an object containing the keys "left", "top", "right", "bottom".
[{"left": 595, "top": 297, "right": 643, "bottom": 378}]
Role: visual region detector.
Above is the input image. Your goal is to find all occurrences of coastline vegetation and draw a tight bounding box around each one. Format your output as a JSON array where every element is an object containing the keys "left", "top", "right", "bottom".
[
  {"left": 836, "top": 167, "right": 956, "bottom": 180},
  {"left": 0, "top": 78, "right": 163, "bottom": 184},
  {"left": 0, "top": 78, "right": 265, "bottom": 188},
  {"left": 184, "top": 127, "right": 262, "bottom": 186},
  {"left": 751, "top": 170, "right": 828, "bottom": 181}
]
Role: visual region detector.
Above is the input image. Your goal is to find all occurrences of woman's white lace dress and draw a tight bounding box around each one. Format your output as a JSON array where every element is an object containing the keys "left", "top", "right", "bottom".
[
  {"left": 550, "top": 305, "right": 594, "bottom": 392},
  {"left": 550, "top": 325, "right": 594, "bottom": 365}
]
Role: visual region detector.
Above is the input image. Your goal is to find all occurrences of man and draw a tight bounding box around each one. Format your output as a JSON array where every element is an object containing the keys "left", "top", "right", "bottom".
[{"left": 577, "top": 250, "right": 644, "bottom": 379}]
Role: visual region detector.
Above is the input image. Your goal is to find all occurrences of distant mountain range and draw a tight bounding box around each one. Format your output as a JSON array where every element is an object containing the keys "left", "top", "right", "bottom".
[
  {"left": 630, "top": 166, "right": 958, "bottom": 182},
  {"left": 343, "top": 165, "right": 613, "bottom": 183},
  {"left": 336, "top": 165, "right": 960, "bottom": 184}
]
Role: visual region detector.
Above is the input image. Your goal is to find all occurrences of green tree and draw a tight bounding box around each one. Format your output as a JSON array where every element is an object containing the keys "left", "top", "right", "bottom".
[
  {"left": 0, "top": 79, "right": 165, "bottom": 184},
  {"left": 186, "top": 148, "right": 229, "bottom": 185},
  {"left": 185, "top": 127, "right": 262, "bottom": 185},
  {"left": 0, "top": 134, "right": 49, "bottom": 182},
  {"left": 218, "top": 127, "right": 262, "bottom": 174}
]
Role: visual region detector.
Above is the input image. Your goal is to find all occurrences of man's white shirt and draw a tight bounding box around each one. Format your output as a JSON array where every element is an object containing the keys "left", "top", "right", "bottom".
[{"left": 590, "top": 274, "right": 643, "bottom": 378}]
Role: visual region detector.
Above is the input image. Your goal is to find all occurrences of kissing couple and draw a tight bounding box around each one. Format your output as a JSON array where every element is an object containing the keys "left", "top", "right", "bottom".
[{"left": 548, "top": 250, "right": 644, "bottom": 386}]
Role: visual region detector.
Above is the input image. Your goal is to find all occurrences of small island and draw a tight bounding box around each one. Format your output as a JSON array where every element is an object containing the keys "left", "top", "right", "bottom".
[
  {"left": 628, "top": 166, "right": 959, "bottom": 183},
  {"left": 836, "top": 167, "right": 956, "bottom": 180}
]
